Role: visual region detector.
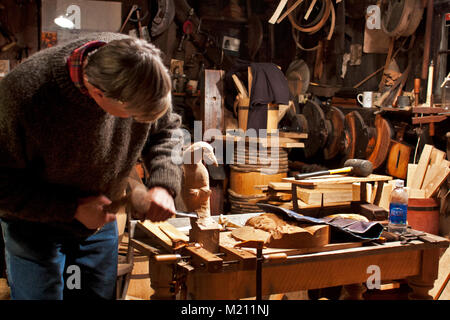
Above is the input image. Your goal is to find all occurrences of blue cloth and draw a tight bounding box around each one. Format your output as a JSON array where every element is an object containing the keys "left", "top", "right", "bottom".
[{"left": 0, "top": 219, "right": 118, "bottom": 300}]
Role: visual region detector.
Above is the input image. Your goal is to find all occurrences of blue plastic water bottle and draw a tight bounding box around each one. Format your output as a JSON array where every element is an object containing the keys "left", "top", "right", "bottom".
[{"left": 388, "top": 179, "right": 408, "bottom": 234}]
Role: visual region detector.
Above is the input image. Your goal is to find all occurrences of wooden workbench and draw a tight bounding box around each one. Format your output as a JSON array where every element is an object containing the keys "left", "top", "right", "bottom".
[
  {"left": 136, "top": 214, "right": 449, "bottom": 300},
  {"left": 182, "top": 235, "right": 448, "bottom": 300}
]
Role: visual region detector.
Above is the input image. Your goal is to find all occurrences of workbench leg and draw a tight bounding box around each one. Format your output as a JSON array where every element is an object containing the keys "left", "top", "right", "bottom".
[
  {"left": 148, "top": 263, "right": 175, "bottom": 300},
  {"left": 407, "top": 249, "right": 440, "bottom": 300},
  {"left": 340, "top": 284, "right": 367, "bottom": 300}
]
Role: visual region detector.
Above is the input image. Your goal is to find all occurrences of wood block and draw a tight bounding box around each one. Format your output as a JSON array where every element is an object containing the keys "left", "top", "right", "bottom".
[
  {"left": 298, "top": 188, "right": 353, "bottom": 205},
  {"left": 284, "top": 174, "right": 392, "bottom": 188},
  {"left": 189, "top": 219, "right": 221, "bottom": 253},
  {"left": 352, "top": 182, "right": 373, "bottom": 202},
  {"left": 183, "top": 246, "right": 223, "bottom": 273},
  {"left": 407, "top": 164, "right": 417, "bottom": 189},
  {"left": 378, "top": 183, "right": 393, "bottom": 211},
  {"left": 410, "top": 144, "right": 433, "bottom": 189},
  {"left": 219, "top": 245, "right": 257, "bottom": 270}
]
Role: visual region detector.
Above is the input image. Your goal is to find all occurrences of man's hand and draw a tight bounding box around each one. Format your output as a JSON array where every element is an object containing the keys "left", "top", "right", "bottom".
[
  {"left": 74, "top": 195, "right": 116, "bottom": 230},
  {"left": 144, "top": 187, "right": 176, "bottom": 222}
]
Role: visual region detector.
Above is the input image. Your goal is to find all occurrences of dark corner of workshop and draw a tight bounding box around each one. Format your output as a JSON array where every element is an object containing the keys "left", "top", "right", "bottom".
[{"left": 0, "top": 0, "right": 449, "bottom": 307}]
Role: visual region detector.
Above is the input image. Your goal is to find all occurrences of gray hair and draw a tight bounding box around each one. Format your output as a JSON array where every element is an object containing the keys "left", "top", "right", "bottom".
[{"left": 84, "top": 37, "right": 172, "bottom": 122}]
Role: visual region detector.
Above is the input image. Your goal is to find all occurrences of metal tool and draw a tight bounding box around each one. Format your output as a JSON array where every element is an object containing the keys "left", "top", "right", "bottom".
[
  {"left": 175, "top": 212, "right": 199, "bottom": 219},
  {"left": 177, "top": 8, "right": 194, "bottom": 51}
]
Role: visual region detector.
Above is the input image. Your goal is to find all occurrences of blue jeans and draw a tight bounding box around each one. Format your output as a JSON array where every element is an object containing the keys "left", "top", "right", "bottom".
[{"left": 0, "top": 219, "right": 118, "bottom": 300}]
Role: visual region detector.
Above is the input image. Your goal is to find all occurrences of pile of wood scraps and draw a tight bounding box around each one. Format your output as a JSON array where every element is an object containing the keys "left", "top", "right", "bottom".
[
  {"left": 407, "top": 144, "right": 450, "bottom": 199},
  {"left": 285, "top": 174, "right": 393, "bottom": 219},
  {"left": 257, "top": 174, "right": 393, "bottom": 212}
]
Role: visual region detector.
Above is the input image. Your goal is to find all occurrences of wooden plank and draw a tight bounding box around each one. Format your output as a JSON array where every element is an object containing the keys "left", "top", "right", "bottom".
[
  {"left": 203, "top": 70, "right": 225, "bottom": 136},
  {"left": 284, "top": 174, "right": 392, "bottom": 187},
  {"left": 268, "top": 182, "right": 292, "bottom": 191},
  {"left": 279, "top": 131, "right": 308, "bottom": 139},
  {"left": 410, "top": 144, "right": 433, "bottom": 189},
  {"left": 232, "top": 74, "right": 248, "bottom": 98},
  {"left": 268, "top": 0, "right": 288, "bottom": 24},
  {"left": 137, "top": 221, "right": 174, "bottom": 252},
  {"left": 158, "top": 222, "right": 189, "bottom": 243},
  {"left": 422, "top": 164, "right": 441, "bottom": 190},
  {"left": 412, "top": 106, "right": 447, "bottom": 113},
  {"left": 429, "top": 148, "right": 446, "bottom": 165},
  {"left": 379, "top": 182, "right": 393, "bottom": 211},
  {"left": 407, "top": 164, "right": 418, "bottom": 189},
  {"left": 412, "top": 115, "right": 447, "bottom": 124},
  {"left": 298, "top": 188, "right": 353, "bottom": 205},
  {"left": 424, "top": 166, "right": 450, "bottom": 198}
]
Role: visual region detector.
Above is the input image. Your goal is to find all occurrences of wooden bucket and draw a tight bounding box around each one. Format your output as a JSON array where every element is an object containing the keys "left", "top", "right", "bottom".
[{"left": 407, "top": 198, "right": 440, "bottom": 235}]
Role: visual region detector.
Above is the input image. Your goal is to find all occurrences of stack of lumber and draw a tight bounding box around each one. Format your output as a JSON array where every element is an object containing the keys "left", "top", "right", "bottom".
[
  {"left": 281, "top": 174, "right": 392, "bottom": 210},
  {"left": 406, "top": 144, "right": 450, "bottom": 199}
]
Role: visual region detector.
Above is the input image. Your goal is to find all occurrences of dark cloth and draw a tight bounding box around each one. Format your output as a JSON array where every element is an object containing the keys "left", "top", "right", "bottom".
[
  {"left": 0, "top": 32, "right": 183, "bottom": 237},
  {"left": 247, "top": 63, "right": 289, "bottom": 132}
]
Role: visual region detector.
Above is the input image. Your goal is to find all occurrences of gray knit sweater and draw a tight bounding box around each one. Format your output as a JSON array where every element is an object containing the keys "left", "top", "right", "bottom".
[{"left": 0, "top": 32, "right": 183, "bottom": 235}]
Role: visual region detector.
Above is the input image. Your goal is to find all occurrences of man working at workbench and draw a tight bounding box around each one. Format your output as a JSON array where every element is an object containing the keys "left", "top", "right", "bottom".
[{"left": 0, "top": 32, "right": 183, "bottom": 299}]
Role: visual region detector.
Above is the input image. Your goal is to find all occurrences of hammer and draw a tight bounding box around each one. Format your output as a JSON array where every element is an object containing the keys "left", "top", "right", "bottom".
[{"left": 294, "top": 159, "right": 373, "bottom": 180}]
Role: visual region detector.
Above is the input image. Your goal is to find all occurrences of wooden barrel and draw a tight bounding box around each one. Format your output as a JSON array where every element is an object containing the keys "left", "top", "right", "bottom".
[
  {"left": 407, "top": 198, "right": 440, "bottom": 235},
  {"left": 230, "top": 168, "right": 287, "bottom": 195}
]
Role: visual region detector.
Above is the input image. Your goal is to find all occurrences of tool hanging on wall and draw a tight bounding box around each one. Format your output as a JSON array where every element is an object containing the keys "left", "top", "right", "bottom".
[
  {"left": 151, "top": 0, "right": 176, "bottom": 38},
  {"left": 177, "top": 8, "right": 194, "bottom": 52},
  {"left": 119, "top": 5, "right": 150, "bottom": 41}
]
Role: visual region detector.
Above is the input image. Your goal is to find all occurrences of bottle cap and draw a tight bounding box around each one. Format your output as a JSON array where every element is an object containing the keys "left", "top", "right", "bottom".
[{"left": 395, "top": 179, "right": 404, "bottom": 188}]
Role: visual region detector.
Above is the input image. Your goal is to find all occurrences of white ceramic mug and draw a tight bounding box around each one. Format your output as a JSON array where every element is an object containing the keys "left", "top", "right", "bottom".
[{"left": 357, "top": 91, "right": 376, "bottom": 108}]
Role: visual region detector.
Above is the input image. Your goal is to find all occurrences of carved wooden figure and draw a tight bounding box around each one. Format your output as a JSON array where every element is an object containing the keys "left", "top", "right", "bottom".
[{"left": 181, "top": 142, "right": 221, "bottom": 252}]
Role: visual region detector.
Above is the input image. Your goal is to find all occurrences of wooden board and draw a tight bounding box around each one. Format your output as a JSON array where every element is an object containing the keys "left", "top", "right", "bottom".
[
  {"left": 203, "top": 70, "right": 225, "bottom": 136},
  {"left": 284, "top": 174, "right": 392, "bottom": 187},
  {"left": 298, "top": 188, "right": 353, "bottom": 205},
  {"left": 424, "top": 166, "right": 450, "bottom": 198},
  {"left": 410, "top": 144, "right": 433, "bottom": 189},
  {"left": 137, "top": 221, "right": 189, "bottom": 252},
  {"left": 429, "top": 148, "right": 446, "bottom": 165},
  {"left": 407, "top": 164, "right": 417, "bottom": 189}
]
